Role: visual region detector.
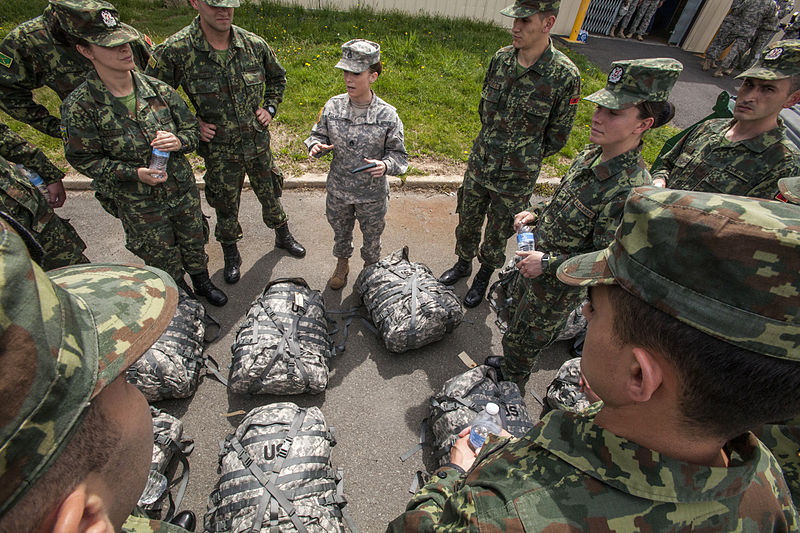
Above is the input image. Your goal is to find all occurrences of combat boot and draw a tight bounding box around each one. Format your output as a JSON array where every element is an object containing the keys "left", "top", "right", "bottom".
[
  {"left": 275, "top": 222, "right": 306, "bottom": 258},
  {"left": 329, "top": 258, "right": 349, "bottom": 290},
  {"left": 439, "top": 258, "right": 472, "bottom": 285},
  {"left": 464, "top": 265, "right": 493, "bottom": 308},
  {"left": 701, "top": 58, "right": 712, "bottom": 71},
  {"left": 712, "top": 68, "right": 725, "bottom": 78},
  {"left": 608, "top": 26, "right": 617, "bottom": 37},
  {"left": 169, "top": 510, "right": 197, "bottom": 532},
  {"left": 221, "top": 242, "right": 241, "bottom": 284},
  {"left": 190, "top": 270, "right": 228, "bottom": 307},
  {"left": 175, "top": 277, "right": 197, "bottom": 299},
  {"left": 636, "top": 34, "right": 643, "bottom": 41}
]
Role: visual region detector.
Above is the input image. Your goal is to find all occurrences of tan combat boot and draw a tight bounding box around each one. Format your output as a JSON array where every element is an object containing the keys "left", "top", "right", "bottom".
[
  {"left": 329, "top": 258, "right": 349, "bottom": 290},
  {"left": 702, "top": 58, "right": 712, "bottom": 71}
]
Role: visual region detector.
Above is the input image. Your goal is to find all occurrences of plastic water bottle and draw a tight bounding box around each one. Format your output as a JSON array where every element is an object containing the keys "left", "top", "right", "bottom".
[
  {"left": 16, "top": 164, "right": 50, "bottom": 202},
  {"left": 517, "top": 224, "right": 535, "bottom": 252},
  {"left": 137, "top": 469, "right": 168, "bottom": 506},
  {"left": 149, "top": 148, "right": 170, "bottom": 178},
  {"left": 468, "top": 402, "right": 504, "bottom": 452}
]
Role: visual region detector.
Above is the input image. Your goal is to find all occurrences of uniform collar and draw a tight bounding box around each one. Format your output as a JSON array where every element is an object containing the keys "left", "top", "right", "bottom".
[
  {"left": 575, "top": 144, "right": 645, "bottom": 181},
  {"left": 723, "top": 117, "right": 787, "bottom": 153},
  {"left": 533, "top": 409, "right": 769, "bottom": 503},
  {"left": 189, "top": 16, "right": 243, "bottom": 53},
  {"left": 86, "top": 70, "right": 156, "bottom": 108},
  {"left": 504, "top": 38, "right": 555, "bottom": 76}
]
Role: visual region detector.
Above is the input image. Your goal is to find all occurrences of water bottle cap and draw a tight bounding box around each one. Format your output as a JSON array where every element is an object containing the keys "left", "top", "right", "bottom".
[
  {"left": 152, "top": 148, "right": 169, "bottom": 157},
  {"left": 485, "top": 402, "right": 500, "bottom": 415}
]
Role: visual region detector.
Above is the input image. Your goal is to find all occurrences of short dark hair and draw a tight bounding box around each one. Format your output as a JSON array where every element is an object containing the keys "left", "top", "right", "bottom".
[
  {"left": 368, "top": 61, "right": 382, "bottom": 76},
  {"left": 0, "top": 401, "right": 120, "bottom": 533},
  {"left": 605, "top": 285, "right": 800, "bottom": 439},
  {"left": 636, "top": 101, "right": 676, "bottom": 128},
  {"left": 790, "top": 74, "right": 800, "bottom": 93}
]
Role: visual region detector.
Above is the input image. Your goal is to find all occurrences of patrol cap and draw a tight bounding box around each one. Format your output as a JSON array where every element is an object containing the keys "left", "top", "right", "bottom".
[
  {"left": 778, "top": 176, "right": 800, "bottom": 204},
  {"left": 200, "top": 0, "right": 240, "bottom": 6},
  {"left": 585, "top": 58, "right": 683, "bottom": 109},
  {"left": 0, "top": 219, "right": 178, "bottom": 517},
  {"left": 50, "top": 0, "right": 139, "bottom": 47},
  {"left": 557, "top": 187, "right": 800, "bottom": 361},
  {"left": 335, "top": 39, "right": 380, "bottom": 73},
  {"left": 500, "top": 0, "right": 561, "bottom": 17},
  {"left": 737, "top": 39, "right": 800, "bottom": 80}
]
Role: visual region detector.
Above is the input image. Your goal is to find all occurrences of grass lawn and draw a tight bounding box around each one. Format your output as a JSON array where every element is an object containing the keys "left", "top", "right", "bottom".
[{"left": 0, "top": 0, "right": 678, "bottom": 179}]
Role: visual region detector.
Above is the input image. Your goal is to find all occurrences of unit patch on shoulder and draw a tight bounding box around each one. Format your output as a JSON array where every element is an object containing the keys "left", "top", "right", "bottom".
[
  {"left": 569, "top": 96, "right": 580, "bottom": 105},
  {"left": 0, "top": 52, "right": 12, "bottom": 68},
  {"left": 765, "top": 47, "right": 783, "bottom": 60},
  {"left": 608, "top": 66, "right": 624, "bottom": 83},
  {"left": 148, "top": 56, "right": 158, "bottom": 70},
  {"left": 60, "top": 125, "right": 69, "bottom": 145}
]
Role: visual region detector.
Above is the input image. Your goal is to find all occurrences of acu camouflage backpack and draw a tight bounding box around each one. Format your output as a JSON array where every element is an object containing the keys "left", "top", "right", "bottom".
[
  {"left": 204, "top": 402, "right": 357, "bottom": 533},
  {"left": 355, "top": 247, "right": 463, "bottom": 353},
  {"left": 230, "top": 278, "right": 334, "bottom": 395}
]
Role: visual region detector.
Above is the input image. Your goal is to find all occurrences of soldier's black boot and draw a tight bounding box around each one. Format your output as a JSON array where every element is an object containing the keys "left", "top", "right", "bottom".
[
  {"left": 439, "top": 258, "right": 472, "bottom": 285},
  {"left": 221, "top": 242, "right": 241, "bottom": 284},
  {"left": 190, "top": 270, "right": 228, "bottom": 307},
  {"left": 175, "top": 277, "right": 197, "bottom": 299},
  {"left": 464, "top": 265, "right": 493, "bottom": 308},
  {"left": 275, "top": 222, "right": 306, "bottom": 258},
  {"left": 169, "top": 510, "right": 197, "bottom": 532}
]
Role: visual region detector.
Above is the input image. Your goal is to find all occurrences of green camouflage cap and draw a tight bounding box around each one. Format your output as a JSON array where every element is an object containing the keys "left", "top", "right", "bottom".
[
  {"left": 50, "top": 0, "right": 139, "bottom": 47},
  {"left": 0, "top": 219, "right": 178, "bottom": 517},
  {"left": 737, "top": 39, "right": 800, "bottom": 80},
  {"left": 200, "top": 0, "right": 240, "bottom": 7},
  {"left": 779, "top": 176, "right": 800, "bottom": 204},
  {"left": 557, "top": 187, "right": 800, "bottom": 361},
  {"left": 335, "top": 39, "right": 380, "bottom": 73},
  {"left": 500, "top": 0, "right": 561, "bottom": 17},
  {"left": 585, "top": 58, "right": 683, "bottom": 109}
]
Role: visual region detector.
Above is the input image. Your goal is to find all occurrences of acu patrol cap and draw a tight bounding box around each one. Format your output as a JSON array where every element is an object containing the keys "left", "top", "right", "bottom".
[
  {"left": 585, "top": 58, "right": 682, "bottom": 109},
  {"left": 199, "top": 0, "right": 241, "bottom": 6},
  {"left": 0, "top": 218, "right": 178, "bottom": 517},
  {"left": 335, "top": 39, "right": 381, "bottom": 73},
  {"left": 778, "top": 176, "right": 800, "bottom": 204},
  {"left": 500, "top": 0, "right": 561, "bottom": 17},
  {"left": 737, "top": 39, "right": 800, "bottom": 80},
  {"left": 50, "top": 0, "right": 139, "bottom": 47},
  {"left": 557, "top": 187, "right": 800, "bottom": 361}
]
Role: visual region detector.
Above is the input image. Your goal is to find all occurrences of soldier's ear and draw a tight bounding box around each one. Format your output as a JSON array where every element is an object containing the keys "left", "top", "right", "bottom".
[
  {"left": 51, "top": 484, "right": 112, "bottom": 533},
  {"left": 624, "top": 347, "right": 663, "bottom": 403},
  {"left": 783, "top": 88, "right": 800, "bottom": 109}
]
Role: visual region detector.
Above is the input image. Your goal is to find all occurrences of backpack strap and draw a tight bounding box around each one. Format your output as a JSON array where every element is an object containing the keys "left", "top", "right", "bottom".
[
  {"left": 152, "top": 433, "right": 191, "bottom": 522},
  {"left": 400, "top": 418, "right": 428, "bottom": 462}
]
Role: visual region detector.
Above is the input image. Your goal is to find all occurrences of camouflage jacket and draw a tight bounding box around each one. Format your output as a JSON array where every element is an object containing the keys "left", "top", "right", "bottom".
[
  {"left": 0, "top": 154, "right": 54, "bottom": 235},
  {"left": 724, "top": 0, "right": 770, "bottom": 36},
  {"left": 122, "top": 514, "right": 191, "bottom": 533},
  {"left": 146, "top": 17, "right": 285, "bottom": 160},
  {"left": 531, "top": 144, "right": 652, "bottom": 275},
  {"left": 61, "top": 71, "right": 199, "bottom": 200},
  {"left": 760, "top": 0, "right": 780, "bottom": 31},
  {"left": 304, "top": 92, "right": 408, "bottom": 203},
  {"left": 0, "top": 6, "right": 151, "bottom": 139},
  {"left": 467, "top": 40, "right": 580, "bottom": 196},
  {"left": 651, "top": 118, "right": 800, "bottom": 199},
  {"left": 388, "top": 408, "right": 800, "bottom": 531},
  {"left": 0, "top": 122, "right": 63, "bottom": 185},
  {"left": 756, "top": 416, "right": 800, "bottom": 507},
  {"left": 777, "top": 0, "right": 794, "bottom": 19}
]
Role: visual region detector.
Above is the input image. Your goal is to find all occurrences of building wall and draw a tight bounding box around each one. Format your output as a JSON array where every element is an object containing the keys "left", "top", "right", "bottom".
[{"left": 681, "top": 0, "right": 731, "bottom": 53}]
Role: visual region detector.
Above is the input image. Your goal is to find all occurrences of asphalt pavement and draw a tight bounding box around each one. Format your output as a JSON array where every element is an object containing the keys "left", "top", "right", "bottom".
[{"left": 58, "top": 188, "right": 575, "bottom": 532}]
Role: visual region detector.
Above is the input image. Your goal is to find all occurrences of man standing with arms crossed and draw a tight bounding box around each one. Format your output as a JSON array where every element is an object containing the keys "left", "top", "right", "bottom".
[
  {"left": 147, "top": 0, "right": 305, "bottom": 285},
  {"left": 439, "top": 0, "right": 580, "bottom": 308}
]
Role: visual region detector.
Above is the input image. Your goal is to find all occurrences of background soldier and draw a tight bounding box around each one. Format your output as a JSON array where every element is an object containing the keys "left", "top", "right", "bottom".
[
  {"left": 702, "top": 0, "right": 774, "bottom": 77},
  {"left": 147, "top": 0, "right": 305, "bottom": 286},
  {"left": 0, "top": 218, "right": 191, "bottom": 532},
  {"left": 0, "top": 0, "right": 152, "bottom": 211},
  {"left": 438, "top": 0, "right": 580, "bottom": 308},
  {"left": 389, "top": 187, "right": 800, "bottom": 531},
  {"left": 622, "top": 0, "right": 663, "bottom": 40},
  {"left": 653, "top": 40, "right": 800, "bottom": 198},
  {"left": 739, "top": 0, "right": 781, "bottom": 69}
]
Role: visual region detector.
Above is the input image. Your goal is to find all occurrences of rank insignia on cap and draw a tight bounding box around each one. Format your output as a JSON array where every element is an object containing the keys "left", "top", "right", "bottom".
[
  {"left": 100, "top": 10, "right": 118, "bottom": 28},
  {"left": 60, "top": 125, "right": 69, "bottom": 145},
  {"left": 608, "top": 66, "right": 624, "bottom": 83},
  {"left": 765, "top": 47, "right": 783, "bottom": 60},
  {"left": 0, "top": 52, "right": 11, "bottom": 68}
]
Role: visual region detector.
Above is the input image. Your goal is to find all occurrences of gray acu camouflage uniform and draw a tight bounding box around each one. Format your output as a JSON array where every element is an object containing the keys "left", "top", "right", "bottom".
[
  {"left": 146, "top": 16, "right": 290, "bottom": 243},
  {"left": 705, "top": 0, "right": 776, "bottom": 70}
]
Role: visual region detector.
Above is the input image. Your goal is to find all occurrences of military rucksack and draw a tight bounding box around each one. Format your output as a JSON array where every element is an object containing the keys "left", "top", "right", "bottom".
[
  {"left": 137, "top": 407, "right": 194, "bottom": 521},
  {"left": 229, "top": 278, "right": 334, "bottom": 395},
  {"left": 546, "top": 357, "right": 592, "bottom": 413},
  {"left": 355, "top": 247, "right": 463, "bottom": 353},
  {"left": 427, "top": 365, "right": 534, "bottom": 467},
  {"left": 126, "top": 287, "right": 224, "bottom": 402},
  {"left": 204, "top": 402, "right": 357, "bottom": 533}
]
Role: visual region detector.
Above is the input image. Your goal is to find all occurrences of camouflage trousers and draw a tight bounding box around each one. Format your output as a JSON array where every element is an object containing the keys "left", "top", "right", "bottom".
[
  {"left": 117, "top": 185, "right": 209, "bottom": 282},
  {"left": 203, "top": 153, "right": 287, "bottom": 244},
  {"left": 628, "top": 0, "right": 659, "bottom": 35},
  {"left": 0, "top": 190, "right": 89, "bottom": 271},
  {"left": 326, "top": 192, "right": 387, "bottom": 264},
  {"left": 706, "top": 22, "right": 754, "bottom": 68},
  {"left": 501, "top": 270, "right": 586, "bottom": 381},
  {"left": 613, "top": 0, "right": 635, "bottom": 28},
  {"left": 455, "top": 173, "right": 531, "bottom": 271},
  {"left": 740, "top": 30, "right": 776, "bottom": 69}
]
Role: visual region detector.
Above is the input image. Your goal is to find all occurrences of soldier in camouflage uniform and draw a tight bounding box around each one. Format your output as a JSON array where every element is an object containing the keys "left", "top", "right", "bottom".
[
  {"left": 0, "top": 122, "right": 88, "bottom": 269},
  {"left": 61, "top": 9, "right": 228, "bottom": 307},
  {"left": 653, "top": 40, "right": 800, "bottom": 199},
  {"left": 703, "top": 0, "right": 775, "bottom": 76},
  {"left": 0, "top": 216, "right": 191, "bottom": 532},
  {"left": 623, "top": 0, "right": 663, "bottom": 40},
  {"left": 438, "top": 0, "right": 581, "bottom": 309},
  {"left": 388, "top": 186, "right": 800, "bottom": 531},
  {"left": 739, "top": 0, "right": 781, "bottom": 69},
  {"left": 305, "top": 39, "right": 408, "bottom": 290},
  {"left": 0, "top": 0, "right": 151, "bottom": 212},
  {"left": 146, "top": 0, "right": 305, "bottom": 286},
  {"left": 492, "top": 58, "right": 681, "bottom": 386}
]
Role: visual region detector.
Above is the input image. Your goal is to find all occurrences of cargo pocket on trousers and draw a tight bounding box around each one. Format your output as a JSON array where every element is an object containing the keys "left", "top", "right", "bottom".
[{"left": 271, "top": 166, "right": 284, "bottom": 198}]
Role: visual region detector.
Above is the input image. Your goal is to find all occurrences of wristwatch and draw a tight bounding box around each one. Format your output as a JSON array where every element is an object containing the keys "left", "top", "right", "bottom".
[
  {"left": 541, "top": 252, "right": 550, "bottom": 272},
  {"left": 267, "top": 105, "right": 277, "bottom": 117}
]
